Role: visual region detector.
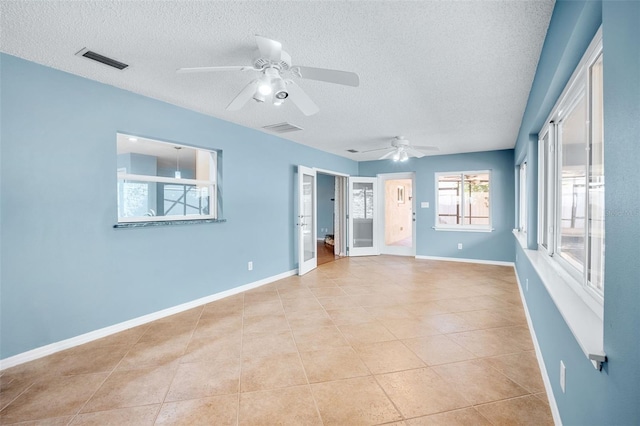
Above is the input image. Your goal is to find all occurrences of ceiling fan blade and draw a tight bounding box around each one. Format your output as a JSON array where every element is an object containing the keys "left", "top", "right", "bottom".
[
  {"left": 255, "top": 35, "right": 282, "bottom": 62},
  {"left": 379, "top": 150, "right": 396, "bottom": 160},
  {"left": 226, "top": 80, "right": 258, "bottom": 111},
  {"left": 286, "top": 81, "right": 319, "bottom": 116},
  {"left": 177, "top": 66, "right": 255, "bottom": 74},
  {"left": 295, "top": 66, "right": 360, "bottom": 87},
  {"left": 405, "top": 148, "right": 426, "bottom": 158},
  {"left": 361, "top": 146, "right": 393, "bottom": 153},
  {"left": 412, "top": 145, "right": 440, "bottom": 151}
]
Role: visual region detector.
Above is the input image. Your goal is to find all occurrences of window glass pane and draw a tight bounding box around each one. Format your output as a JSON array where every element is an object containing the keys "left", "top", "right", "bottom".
[
  {"left": 163, "top": 184, "right": 208, "bottom": 216},
  {"left": 118, "top": 181, "right": 152, "bottom": 217},
  {"left": 302, "top": 174, "right": 315, "bottom": 261},
  {"left": 437, "top": 175, "right": 462, "bottom": 225},
  {"left": 352, "top": 182, "right": 374, "bottom": 248},
  {"left": 352, "top": 182, "right": 374, "bottom": 219},
  {"left": 558, "top": 94, "right": 588, "bottom": 272},
  {"left": 465, "top": 173, "right": 490, "bottom": 225},
  {"left": 588, "top": 53, "right": 605, "bottom": 294}
]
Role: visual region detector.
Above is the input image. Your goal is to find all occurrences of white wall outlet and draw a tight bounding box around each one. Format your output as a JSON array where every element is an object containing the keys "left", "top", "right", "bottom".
[
  {"left": 420, "top": 202, "right": 430, "bottom": 208},
  {"left": 457, "top": 243, "right": 463, "bottom": 250},
  {"left": 560, "top": 360, "right": 566, "bottom": 393},
  {"left": 526, "top": 278, "right": 529, "bottom": 292},
  {"left": 248, "top": 261, "right": 253, "bottom": 271}
]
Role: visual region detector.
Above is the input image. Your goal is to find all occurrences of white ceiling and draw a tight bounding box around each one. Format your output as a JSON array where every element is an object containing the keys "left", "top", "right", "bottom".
[{"left": 0, "top": 1, "right": 554, "bottom": 161}]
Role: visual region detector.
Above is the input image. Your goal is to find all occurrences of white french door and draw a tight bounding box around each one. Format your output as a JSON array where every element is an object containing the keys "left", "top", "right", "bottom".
[
  {"left": 297, "top": 166, "right": 317, "bottom": 275},
  {"left": 348, "top": 177, "right": 378, "bottom": 256}
]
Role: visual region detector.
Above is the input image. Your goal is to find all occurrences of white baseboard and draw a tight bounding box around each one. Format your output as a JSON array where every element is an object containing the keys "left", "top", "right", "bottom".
[
  {"left": 514, "top": 270, "right": 562, "bottom": 426},
  {"left": 0, "top": 269, "right": 297, "bottom": 370},
  {"left": 415, "top": 255, "right": 514, "bottom": 267}
]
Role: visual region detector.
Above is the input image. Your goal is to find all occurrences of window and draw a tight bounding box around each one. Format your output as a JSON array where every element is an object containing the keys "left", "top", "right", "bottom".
[
  {"left": 116, "top": 133, "right": 218, "bottom": 223},
  {"left": 436, "top": 171, "right": 491, "bottom": 230},
  {"left": 518, "top": 162, "right": 527, "bottom": 233},
  {"left": 537, "top": 29, "right": 604, "bottom": 301}
]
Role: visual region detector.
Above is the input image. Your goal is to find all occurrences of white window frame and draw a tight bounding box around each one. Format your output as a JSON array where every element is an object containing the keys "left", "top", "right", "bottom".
[
  {"left": 434, "top": 170, "right": 492, "bottom": 232},
  {"left": 117, "top": 134, "right": 218, "bottom": 223},
  {"left": 537, "top": 28, "right": 604, "bottom": 306},
  {"left": 518, "top": 161, "right": 527, "bottom": 234},
  {"left": 523, "top": 27, "right": 605, "bottom": 369}
]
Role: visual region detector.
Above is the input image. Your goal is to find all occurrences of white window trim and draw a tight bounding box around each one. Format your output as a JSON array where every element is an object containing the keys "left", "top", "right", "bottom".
[
  {"left": 530, "top": 27, "right": 605, "bottom": 369},
  {"left": 434, "top": 170, "right": 492, "bottom": 232}
]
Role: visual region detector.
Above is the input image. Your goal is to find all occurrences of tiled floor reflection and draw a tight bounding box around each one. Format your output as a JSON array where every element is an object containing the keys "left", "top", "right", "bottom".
[{"left": 0, "top": 256, "right": 554, "bottom": 425}]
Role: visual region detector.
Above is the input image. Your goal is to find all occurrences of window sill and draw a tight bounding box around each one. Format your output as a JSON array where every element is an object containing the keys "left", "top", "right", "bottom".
[
  {"left": 513, "top": 231, "right": 606, "bottom": 370},
  {"left": 433, "top": 226, "right": 494, "bottom": 233},
  {"left": 114, "top": 218, "right": 226, "bottom": 228}
]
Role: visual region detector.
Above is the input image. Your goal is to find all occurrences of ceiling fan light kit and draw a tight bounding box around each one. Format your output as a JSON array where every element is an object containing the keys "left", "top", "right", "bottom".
[{"left": 177, "top": 35, "right": 359, "bottom": 116}]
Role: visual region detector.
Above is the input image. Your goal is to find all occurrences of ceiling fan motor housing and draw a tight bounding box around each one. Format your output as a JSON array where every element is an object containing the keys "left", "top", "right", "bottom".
[
  {"left": 253, "top": 50, "right": 292, "bottom": 71},
  {"left": 391, "top": 137, "right": 410, "bottom": 148}
]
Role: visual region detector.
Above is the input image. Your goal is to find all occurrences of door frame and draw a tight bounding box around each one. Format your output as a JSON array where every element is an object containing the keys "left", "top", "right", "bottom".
[{"left": 378, "top": 172, "right": 416, "bottom": 256}]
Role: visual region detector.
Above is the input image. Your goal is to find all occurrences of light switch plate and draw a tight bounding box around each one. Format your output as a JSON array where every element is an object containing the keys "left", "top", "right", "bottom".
[{"left": 420, "top": 202, "right": 430, "bottom": 208}]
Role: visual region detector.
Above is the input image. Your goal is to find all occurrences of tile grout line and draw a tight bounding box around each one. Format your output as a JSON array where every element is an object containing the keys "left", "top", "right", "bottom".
[
  {"left": 64, "top": 326, "right": 152, "bottom": 424},
  {"left": 276, "top": 284, "right": 326, "bottom": 425},
  {"left": 150, "top": 304, "right": 206, "bottom": 425},
  {"left": 235, "top": 292, "right": 245, "bottom": 426},
  {"left": 305, "top": 279, "right": 408, "bottom": 423}
]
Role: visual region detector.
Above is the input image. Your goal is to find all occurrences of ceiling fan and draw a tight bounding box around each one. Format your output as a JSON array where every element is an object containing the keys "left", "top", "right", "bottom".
[
  {"left": 177, "top": 35, "right": 359, "bottom": 116},
  {"left": 362, "top": 136, "right": 439, "bottom": 161}
]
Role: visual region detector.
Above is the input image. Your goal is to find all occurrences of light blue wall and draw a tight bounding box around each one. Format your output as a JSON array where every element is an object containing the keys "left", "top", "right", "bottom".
[
  {"left": 317, "top": 173, "right": 335, "bottom": 237},
  {"left": 359, "top": 150, "right": 515, "bottom": 262},
  {"left": 0, "top": 54, "right": 358, "bottom": 359},
  {"left": 513, "top": 1, "right": 640, "bottom": 424}
]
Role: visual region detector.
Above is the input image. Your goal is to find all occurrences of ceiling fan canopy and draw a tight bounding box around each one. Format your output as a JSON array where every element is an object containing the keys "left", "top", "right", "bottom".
[
  {"left": 362, "top": 136, "right": 440, "bottom": 161},
  {"left": 177, "top": 35, "right": 360, "bottom": 116}
]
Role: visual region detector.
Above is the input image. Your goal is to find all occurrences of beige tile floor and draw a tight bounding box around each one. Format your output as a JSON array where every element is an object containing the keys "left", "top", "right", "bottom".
[{"left": 0, "top": 256, "right": 554, "bottom": 425}]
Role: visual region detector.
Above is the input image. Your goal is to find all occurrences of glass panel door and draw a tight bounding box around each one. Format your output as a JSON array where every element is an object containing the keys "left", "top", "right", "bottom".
[
  {"left": 298, "top": 166, "right": 317, "bottom": 275},
  {"left": 348, "top": 177, "right": 378, "bottom": 256}
]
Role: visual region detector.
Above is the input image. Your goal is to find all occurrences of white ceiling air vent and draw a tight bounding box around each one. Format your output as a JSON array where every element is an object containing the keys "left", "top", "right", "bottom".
[
  {"left": 263, "top": 122, "right": 303, "bottom": 133},
  {"left": 75, "top": 48, "right": 129, "bottom": 70}
]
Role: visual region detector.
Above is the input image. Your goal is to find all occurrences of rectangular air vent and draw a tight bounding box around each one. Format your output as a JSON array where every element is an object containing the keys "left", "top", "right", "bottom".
[
  {"left": 346, "top": 149, "right": 359, "bottom": 153},
  {"left": 263, "top": 122, "right": 303, "bottom": 133},
  {"left": 75, "top": 48, "right": 128, "bottom": 70}
]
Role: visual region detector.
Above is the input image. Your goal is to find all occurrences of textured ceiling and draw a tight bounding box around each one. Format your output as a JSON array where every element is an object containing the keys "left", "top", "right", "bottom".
[{"left": 0, "top": 1, "right": 554, "bottom": 161}]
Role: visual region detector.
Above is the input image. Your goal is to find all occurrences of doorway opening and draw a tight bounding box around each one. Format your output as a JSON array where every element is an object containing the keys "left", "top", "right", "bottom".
[
  {"left": 380, "top": 173, "right": 415, "bottom": 256},
  {"left": 317, "top": 172, "right": 347, "bottom": 266}
]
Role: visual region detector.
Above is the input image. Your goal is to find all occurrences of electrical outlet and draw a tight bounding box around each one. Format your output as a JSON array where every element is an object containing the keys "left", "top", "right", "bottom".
[
  {"left": 526, "top": 278, "right": 529, "bottom": 291},
  {"left": 457, "top": 243, "right": 463, "bottom": 250},
  {"left": 248, "top": 261, "right": 253, "bottom": 271},
  {"left": 560, "top": 360, "right": 566, "bottom": 393}
]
